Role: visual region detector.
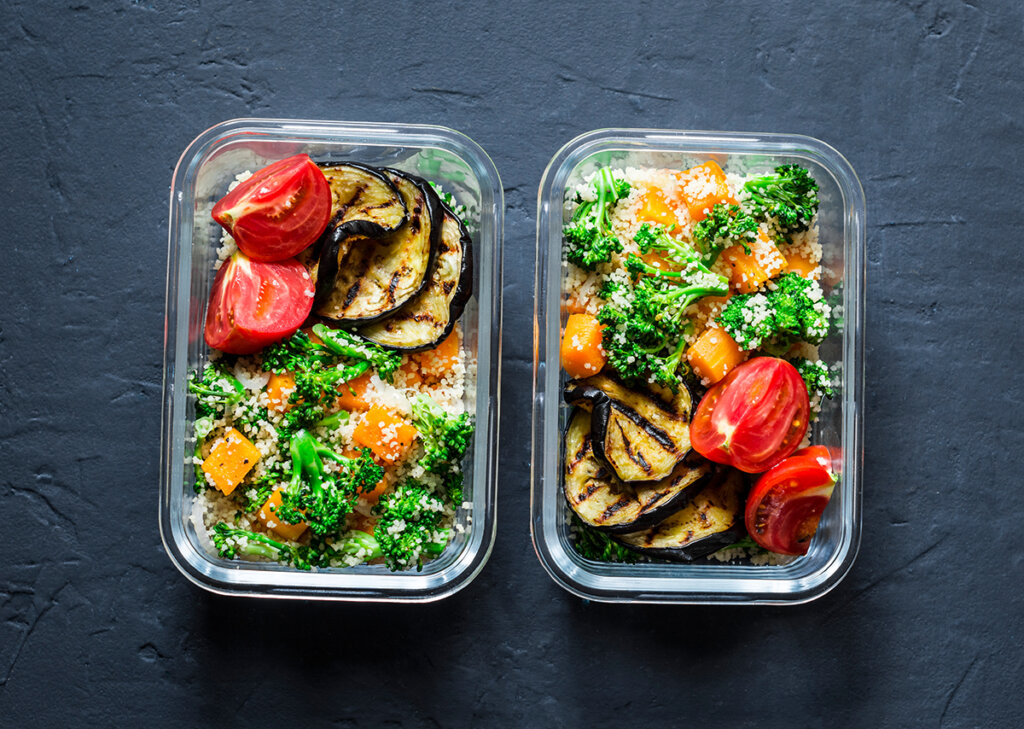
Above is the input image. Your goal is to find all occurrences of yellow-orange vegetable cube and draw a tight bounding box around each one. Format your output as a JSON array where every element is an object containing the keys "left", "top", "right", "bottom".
[
  {"left": 416, "top": 329, "right": 461, "bottom": 381},
  {"left": 677, "top": 161, "right": 737, "bottom": 222},
  {"left": 560, "top": 313, "right": 606, "bottom": 379},
  {"left": 784, "top": 250, "right": 820, "bottom": 279},
  {"left": 353, "top": 406, "right": 418, "bottom": 464},
  {"left": 266, "top": 371, "right": 296, "bottom": 412},
  {"left": 202, "top": 427, "right": 261, "bottom": 495},
  {"left": 687, "top": 328, "right": 747, "bottom": 384},
  {"left": 636, "top": 185, "right": 682, "bottom": 229},
  {"left": 257, "top": 489, "right": 307, "bottom": 541}
]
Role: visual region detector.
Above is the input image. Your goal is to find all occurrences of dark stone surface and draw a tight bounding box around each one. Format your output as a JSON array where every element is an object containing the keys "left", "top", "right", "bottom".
[{"left": 1, "top": 1, "right": 1021, "bottom": 726}]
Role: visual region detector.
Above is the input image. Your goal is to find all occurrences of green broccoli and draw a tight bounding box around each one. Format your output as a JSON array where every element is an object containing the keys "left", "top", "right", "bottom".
[
  {"left": 188, "top": 362, "right": 244, "bottom": 417},
  {"left": 596, "top": 242, "right": 728, "bottom": 391},
  {"left": 792, "top": 357, "right": 836, "bottom": 417},
  {"left": 312, "top": 324, "right": 400, "bottom": 384},
  {"left": 274, "top": 429, "right": 384, "bottom": 538},
  {"left": 742, "top": 165, "right": 819, "bottom": 238},
  {"left": 563, "top": 167, "right": 631, "bottom": 270},
  {"left": 211, "top": 523, "right": 318, "bottom": 570},
  {"left": 717, "top": 272, "right": 831, "bottom": 353},
  {"left": 691, "top": 203, "right": 759, "bottom": 262},
  {"left": 409, "top": 394, "right": 474, "bottom": 504},
  {"left": 373, "top": 481, "right": 451, "bottom": 571},
  {"left": 571, "top": 515, "right": 638, "bottom": 563}
]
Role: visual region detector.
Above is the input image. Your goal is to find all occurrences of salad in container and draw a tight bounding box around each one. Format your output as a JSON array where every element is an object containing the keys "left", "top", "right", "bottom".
[
  {"left": 160, "top": 119, "right": 503, "bottom": 601},
  {"left": 531, "top": 129, "right": 864, "bottom": 604}
]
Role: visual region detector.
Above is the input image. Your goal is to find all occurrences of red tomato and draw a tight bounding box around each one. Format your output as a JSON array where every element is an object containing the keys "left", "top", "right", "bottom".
[
  {"left": 211, "top": 154, "right": 331, "bottom": 262},
  {"left": 744, "top": 446, "right": 838, "bottom": 555},
  {"left": 203, "top": 252, "right": 314, "bottom": 354},
  {"left": 690, "top": 357, "right": 809, "bottom": 473}
]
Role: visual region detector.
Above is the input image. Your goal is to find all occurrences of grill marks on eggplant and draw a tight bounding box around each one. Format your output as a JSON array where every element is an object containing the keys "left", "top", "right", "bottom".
[
  {"left": 565, "top": 375, "right": 694, "bottom": 482},
  {"left": 358, "top": 203, "right": 473, "bottom": 351},
  {"left": 615, "top": 469, "right": 748, "bottom": 561},
  {"left": 321, "top": 163, "right": 407, "bottom": 237},
  {"left": 314, "top": 169, "right": 441, "bottom": 325},
  {"left": 564, "top": 409, "right": 712, "bottom": 533}
]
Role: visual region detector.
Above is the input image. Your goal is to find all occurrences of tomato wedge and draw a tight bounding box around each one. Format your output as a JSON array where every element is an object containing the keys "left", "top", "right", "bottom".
[
  {"left": 204, "top": 251, "right": 315, "bottom": 354},
  {"left": 211, "top": 154, "right": 331, "bottom": 262},
  {"left": 690, "top": 356, "right": 809, "bottom": 473},
  {"left": 745, "top": 446, "right": 838, "bottom": 555}
]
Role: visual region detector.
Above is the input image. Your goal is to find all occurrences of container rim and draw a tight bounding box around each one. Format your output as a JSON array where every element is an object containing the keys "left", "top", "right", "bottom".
[
  {"left": 160, "top": 117, "right": 504, "bottom": 601},
  {"left": 530, "top": 127, "right": 865, "bottom": 605}
]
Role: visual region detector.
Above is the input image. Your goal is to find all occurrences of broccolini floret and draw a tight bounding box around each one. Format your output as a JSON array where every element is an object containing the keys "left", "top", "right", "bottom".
[
  {"left": 742, "top": 164, "right": 819, "bottom": 238},
  {"left": 563, "top": 167, "right": 631, "bottom": 270},
  {"left": 596, "top": 229, "right": 729, "bottom": 391},
  {"left": 691, "top": 203, "right": 759, "bottom": 263},
  {"left": 716, "top": 272, "right": 831, "bottom": 353},
  {"left": 571, "top": 515, "right": 638, "bottom": 563},
  {"left": 188, "top": 362, "right": 244, "bottom": 417},
  {"left": 211, "top": 523, "right": 318, "bottom": 570},
  {"left": 410, "top": 394, "right": 474, "bottom": 504},
  {"left": 274, "top": 429, "right": 384, "bottom": 538},
  {"left": 373, "top": 481, "right": 451, "bottom": 571},
  {"left": 792, "top": 357, "right": 835, "bottom": 418}
]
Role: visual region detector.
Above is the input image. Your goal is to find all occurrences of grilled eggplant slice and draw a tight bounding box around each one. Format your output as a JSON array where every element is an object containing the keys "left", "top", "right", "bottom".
[
  {"left": 615, "top": 468, "right": 748, "bottom": 560},
  {"left": 315, "top": 169, "right": 441, "bottom": 325},
  {"left": 321, "top": 162, "right": 407, "bottom": 238},
  {"left": 564, "top": 409, "right": 712, "bottom": 533},
  {"left": 565, "top": 375, "right": 693, "bottom": 482},
  {"left": 357, "top": 204, "right": 472, "bottom": 351}
]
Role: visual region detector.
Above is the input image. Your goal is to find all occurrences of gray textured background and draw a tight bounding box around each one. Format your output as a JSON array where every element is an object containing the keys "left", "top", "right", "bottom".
[{"left": 2, "top": 1, "right": 1022, "bottom": 727}]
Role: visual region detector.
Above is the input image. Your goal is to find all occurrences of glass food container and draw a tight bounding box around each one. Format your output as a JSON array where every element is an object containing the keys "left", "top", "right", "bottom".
[
  {"left": 531, "top": 129, "right": 864, "bottom": 604},
  {"left": 160, "top": 119, "right": 503, "bottom": 601}
]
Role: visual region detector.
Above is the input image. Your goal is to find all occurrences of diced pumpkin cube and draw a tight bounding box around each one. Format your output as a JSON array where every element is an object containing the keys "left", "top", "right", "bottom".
[
  {"left": 202, "top": 427, "right": 261, "bottom": 495},
  {"left": 560, "top": 313, "right": 606, "bottom": 379},
  {"left": 336, "top": 371, "right": 372, "bottom": 411},
  {"left": 677, "top": 161, "right": 737, "bottom": 223},
  {"left": 784, "top": 249, "right": 820, "bottom": 279},
  {"left": 266, "top": 371, "right": 296, "bottom": 412},
  {"left": 636, "top": 185, "right": 682, "bottom": 229},
  {"left": 722, "top": 245, "right": 769, "bottom": 294},
  {"left": 257, "top": 488, "right": 307, "bottom": 541},
  {"left": 416, "top": 329, "right": 461, "bottom": 381},
  {"left": 754, "top": 229, "right": 788, "bottom": 280},
  {"left": 687, "top": 328, "right": 747, "bottom": 384},
  {"left": 353, "top": 406, "right": 418, "bottom": 464}
]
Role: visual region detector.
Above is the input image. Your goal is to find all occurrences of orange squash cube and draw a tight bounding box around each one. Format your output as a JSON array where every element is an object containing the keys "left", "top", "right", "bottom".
[
  {"left": 336, "top": 371, "right": 372, "bottom": 411},
  {"left": 416, "top": 329, "right": 461, "bottom": 381},
  {"left": 784, "top": 249, "right": 820, "bottom": 279},
  {"left": 636, "top": 185, "right": 682, "bottom": 229},
  {"left": 202, "top": 427, "right": 261, "bottom": 495},
  {"left": 677, "top": 161, "right": 737, "bottom": 223},
  {"left": 257, "top": 488, "right": 307, "bottom": 541},
  {"left": 560, "top": 313, "right": 606, "bottom": 379},
  {"left": 353, "top": 406, "right": 418, "bottom": 464},
  {"left": 687, "top": 328, "right": 747, "bottom": 384},
  {"left": 266, "top": 371, "right": 296, "bottom": 412}
]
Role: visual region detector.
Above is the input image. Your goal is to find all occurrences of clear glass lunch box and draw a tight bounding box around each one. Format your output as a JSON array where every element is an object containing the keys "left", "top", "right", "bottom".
[
  {"left": 530, "top": 129, "right": 865, "bottom": 604},
  {"left": 160, "top": 119, "right": 503, "bottom": 601}
]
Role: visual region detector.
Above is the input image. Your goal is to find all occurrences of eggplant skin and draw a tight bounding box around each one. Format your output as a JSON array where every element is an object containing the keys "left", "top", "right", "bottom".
[
  {"left": 357, "top": 202, "right": 472, "bottom": 352},
  {"left": 563, "top": 409, "right": 712, "bottom": 534},
  {"left": 565, "top": 375, "right": 694, "bottom": 483},
  {"left": 314, "top": 169, "right": 441, "bottom": 325},
  {"left": 320, "top": 162, "right": 408, "bottom": 238},
  {"left": 615, "top": 469, "right": 748, "bottom": 561}
]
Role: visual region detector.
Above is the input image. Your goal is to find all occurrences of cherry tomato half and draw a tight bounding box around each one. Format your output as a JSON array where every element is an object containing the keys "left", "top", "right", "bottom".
[
  {"left": 690, "top": 357, "right": 809, "bottom": 473},
  {"left": 204, "top": 251, "right": 315, "bottom": 354},
  {"left": 745, "top": 446, "right": 838, "bottom": 555},
  {"left": 211, "top": 154, "right": 331, "bottom": 262}
]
